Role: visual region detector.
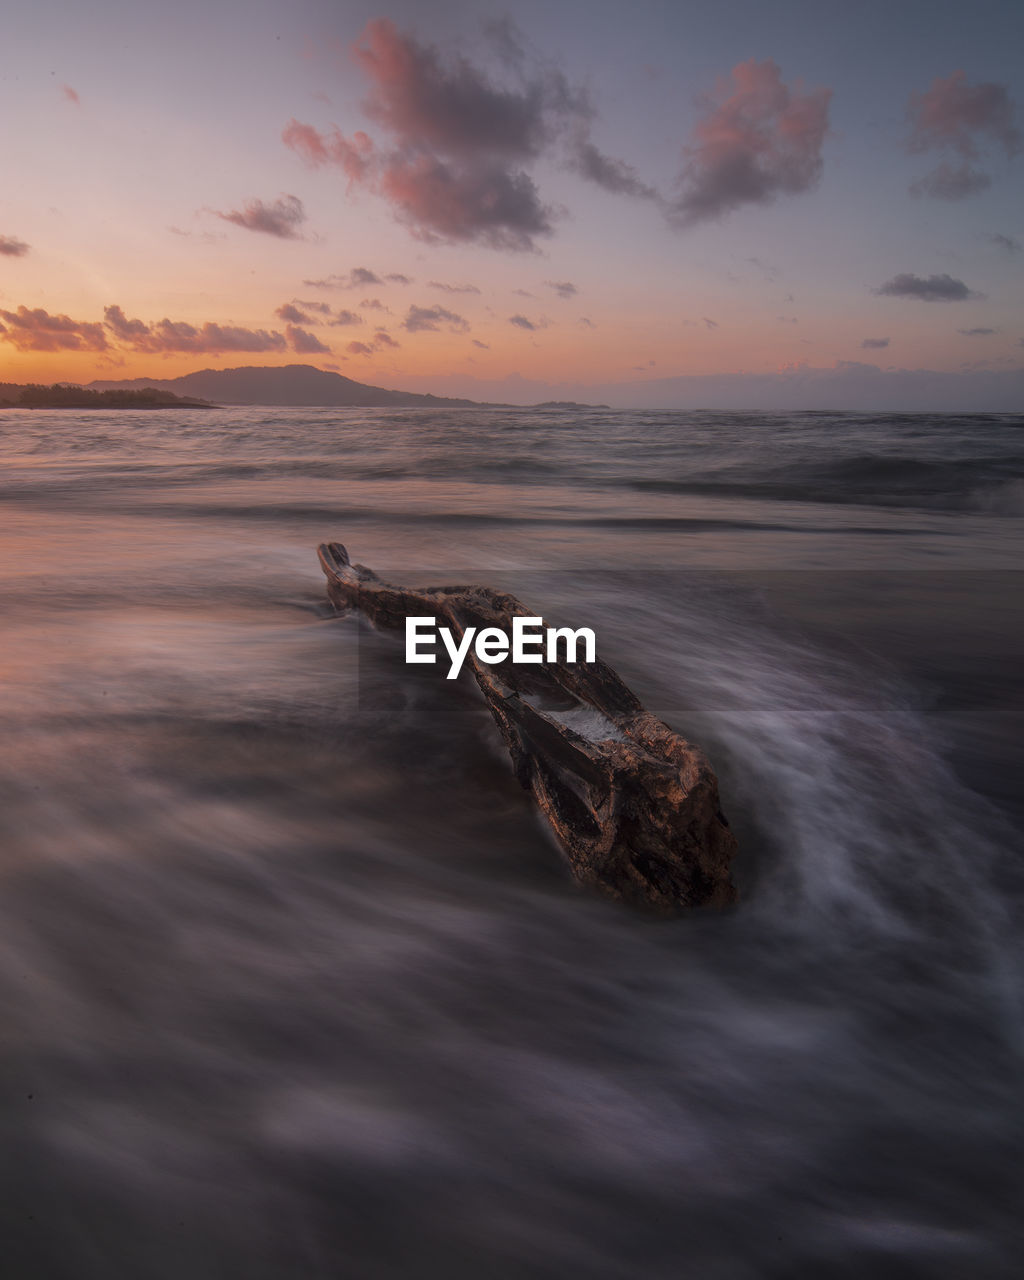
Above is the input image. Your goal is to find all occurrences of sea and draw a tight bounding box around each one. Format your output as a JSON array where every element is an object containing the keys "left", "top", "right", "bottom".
[{"left": 1, "top": 405, "right": 1022, "bottom": 1278}]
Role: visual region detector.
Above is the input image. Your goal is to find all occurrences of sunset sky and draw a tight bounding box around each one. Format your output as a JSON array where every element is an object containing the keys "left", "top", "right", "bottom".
[{"left": 1, "top": 0, "right": 1021, "bottom": 406}]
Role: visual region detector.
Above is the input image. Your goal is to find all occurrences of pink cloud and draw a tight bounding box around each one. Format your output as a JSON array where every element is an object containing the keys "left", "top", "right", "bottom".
[
  {"left": 670, "top": 60, "right": 831, "bottom": 226},
  {"left": 283, "top": 119, "right": 376, "bottom": 185},
  {"left": 275, "top": 303, "right": 312, "bottom": 324},
  {"left": 280, "top": 18, "right": 616, "bottom": 251},
  {"left": 286, "top": 325, "right": 331, "bottom": 354},
  {"left": 62, "top": 84, "right": 80, "bottom": 105},
  {"left": 909, "top": 71, "right": 1020, "bottom": 159},
  {"left": 0, "top": 235, "right": 30, "bottom": 257},
  {"left": 104, "top": 305, "right": 286, "bottom": 353},
  {"left": 907, "top": 71, "right": 1019, "bottom": 200},
  {"left": 0, "top": 305, "right": 107, "bottom": 351}
]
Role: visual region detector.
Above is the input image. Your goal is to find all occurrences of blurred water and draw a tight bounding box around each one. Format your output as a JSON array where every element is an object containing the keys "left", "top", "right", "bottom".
[{"left": 0, "top": 406, "right": 1022, "bottom": 1278}]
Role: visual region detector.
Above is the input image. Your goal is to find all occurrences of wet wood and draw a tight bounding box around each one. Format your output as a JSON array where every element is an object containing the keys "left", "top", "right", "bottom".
[{"left": 318, "top": 542, "right": 737, "bottom": 915}]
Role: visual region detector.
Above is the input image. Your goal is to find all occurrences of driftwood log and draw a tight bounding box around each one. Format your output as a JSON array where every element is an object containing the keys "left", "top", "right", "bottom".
[{"left": 318, "top": 543, "right": 737, "bottom": 914}]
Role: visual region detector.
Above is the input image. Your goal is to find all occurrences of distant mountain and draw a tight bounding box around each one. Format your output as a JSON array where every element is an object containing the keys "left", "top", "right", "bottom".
[{"left": 88, "top": 364, "right": 485, "bottom": 408}]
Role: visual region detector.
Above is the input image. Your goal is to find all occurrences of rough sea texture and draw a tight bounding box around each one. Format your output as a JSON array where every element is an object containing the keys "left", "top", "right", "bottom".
[{"left": 1, "top": 406, "right": 1022, "bottom": 1278}]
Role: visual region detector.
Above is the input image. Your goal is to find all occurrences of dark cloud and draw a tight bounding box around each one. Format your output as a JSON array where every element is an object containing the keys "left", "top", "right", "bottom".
[
  {"left": 276, "top": 303, "right": 311, "bottom": 324},
  {"left": 216, "top": 194, "right": 306, "bottom": 239},
  {"left": 403, "top": 304, "right": 469, "bottom": 333},
  {"left": 329, "top": 309, "right": 363, "bottom": 326},
  {"left": 908, "top": 72, "right": 1020, "bottom": 200},
  {"left": 375, "top": 155, "right": 552, "bottom": 251},
  {"left": 702, "top": 316, "right": 718, "bottom": 330},
  {"left": 546, "top": 280, "right": 576, "bottom": 299},
  {"left": 472, "top": 338, "right": 490, "bottom": 349},
  {"left": 429, "top": 280, "right": 481, "bottom": 294},
  {"left": 569, "top": 141, "right": 659, "bottom": 199},
  {"left": 0, "top": 235, "right": 30, "bottom": 257},
  {"left": 670, "top": 59, "right": 831, "bottom": 226},
  {"left": 283, "top": 19, "right": 559, "bottom": 250},
  {"left": 360, "top": 298, "right": 387, "bottom": 311},
  {"left": 353, "top": 18, "right": 560, "bottom": 159},
  {"left": 347, "top": 341, "right": 373, "bottom": 355},
  {"left": 910, "top": 162, "right": 991, "bottom": 200},
  {"left": 0, "top": 305, "right": 108, "bottom": 351},
  {"left": 861, "top": 337, "right": 890, "bottom": 349},
  {"left": 385, "top": 272, "right": 413, "bottom": 284},
  {"left": 104, "top": 305, "right": 286, "bottom": 353},
  {"left": 957, "top": 327, "right": 996, "bottom": 336},
  {"left": 874, "top": 273, "right": 979, "bottom": 302},
  {"left": 295, "top": 299, "right": 334, "bottom": 314},
  {"left": 508, "top": 313, "right": 536, "bottom": 330},
  {"left": 986, "top": 233, "right": 1021, "bottom": 254},
  {"left": 283, "top": 19, "right": 649, "bottom": 252},
  {"left": 287, "top": 325, "right": 331, "bottom": 354},
  {"left": 373, "top": 330, "right": 400, "bottom": 348}
]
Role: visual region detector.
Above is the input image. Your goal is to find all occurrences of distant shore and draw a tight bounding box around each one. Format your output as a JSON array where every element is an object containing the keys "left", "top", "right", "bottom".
[{"left": 0, "top": 383, "right": 217, "bottom": 410}]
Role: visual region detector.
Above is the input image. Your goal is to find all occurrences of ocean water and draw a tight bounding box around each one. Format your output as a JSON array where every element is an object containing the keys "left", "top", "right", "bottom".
[{"left": 0, "top": 405, "right": 1022, "bottom": 1278}]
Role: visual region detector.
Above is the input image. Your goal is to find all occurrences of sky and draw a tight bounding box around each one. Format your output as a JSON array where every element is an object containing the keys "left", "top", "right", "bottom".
[{"left": 1, "top": 0, "right": 1022, "bottom": 408}]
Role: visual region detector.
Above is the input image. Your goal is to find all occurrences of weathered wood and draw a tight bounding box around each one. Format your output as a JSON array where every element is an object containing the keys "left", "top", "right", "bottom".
[{"left": 318, "top": 542, "right": 737, "bottom": 914}]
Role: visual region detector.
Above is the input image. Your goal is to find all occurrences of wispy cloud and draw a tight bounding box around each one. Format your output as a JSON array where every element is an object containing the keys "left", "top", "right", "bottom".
[
  {"left": 215, "top": 194, "right": 307, "bottom": 238},
  {"left": 568, "top": 140, "right": 659, "bottom": 200},
  {"left": 874, "top": 272, "right": 980, "bottom": 302},
  {"left": 910, "top": 163, "right": 991, "bottom": 199},
  {"left": 62, "top": 84, "right": 80, "bottom": 105},
  {"left": 429, "top": 280, "right": 481, "bottom": 294},
  {"left": 546, "top": 280, "right": 577, "bottom": 299},
  {"left": 957, "top": 327, "right": 996, "bottom": 336},
  {"left": 669, "top": 59, "right": 831, "bottom": 226},
  {"left": 986, "top": 232, "right": 1021, "bottom": 254},
  {"left": 403, "top": 303, "right": 469, "bottom": 333},
  {"left": 302, "top": 266, "right": 405, "bottom": 290},
  {"left": 702, "top": 316, "right": 719, "bottom": 330},
  {"left": 861, "top": 337, "right": 890, "bottom": 349},
  {"left": 508, "top": 313, "right": 538, "bottom": 330},
  {"left": 0, "top": 305, "right": 107, "bottom": 351},
  {"left": 908, "top": 71, "right": 1020, "bottom": 200},
  {"left": 472, "top": 338, "right": 490, "bottom": 349},
  {"left": 0, "top": 235, "right": 30, "bottom": 257},
  {"left": 329, "top": 309, "right": 363, "bottom": 327}
]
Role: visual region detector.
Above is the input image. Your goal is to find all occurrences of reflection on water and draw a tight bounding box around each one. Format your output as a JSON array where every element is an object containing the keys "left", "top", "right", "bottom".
[{"left": 0, "top": 407, "right": 1022, "bottom": 1278}]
